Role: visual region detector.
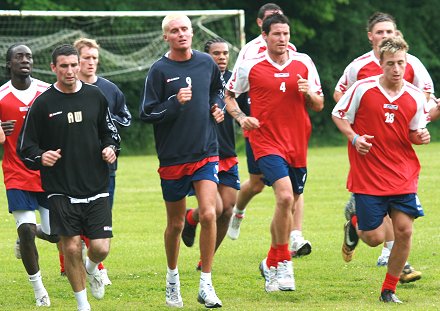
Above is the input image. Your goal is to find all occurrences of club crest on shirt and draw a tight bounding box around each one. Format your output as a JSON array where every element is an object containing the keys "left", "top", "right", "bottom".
[
  {"left": 383, "top": 104, "right": 398, "bottom": 110},
  {"left": 274, "top": 73, "right": 290, "bottom": 78}
]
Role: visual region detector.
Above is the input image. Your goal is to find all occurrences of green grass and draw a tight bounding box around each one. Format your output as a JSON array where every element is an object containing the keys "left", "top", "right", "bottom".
[{"left": 1, "top": 143, "right": 440, "bottom": 310}]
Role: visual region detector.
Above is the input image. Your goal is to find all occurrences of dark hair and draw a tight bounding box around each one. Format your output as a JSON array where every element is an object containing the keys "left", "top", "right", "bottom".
[
  {"left": 367, "top": 12, "right": 396, "bottom": 32},
  {"left": 262, "top": 13, "right": 289, "bottom": 35},
  {"left": 5, "top": 43, "right": 27, "bottom": 76},
  {"left": 204, "top": 37, "right": 227, "bottom": 53},
  {"left": 51, "top": 44, "right": 78, "bottom": 65},
  {"left": 257, "top": 3, "right": 282, "bottom": 19}
]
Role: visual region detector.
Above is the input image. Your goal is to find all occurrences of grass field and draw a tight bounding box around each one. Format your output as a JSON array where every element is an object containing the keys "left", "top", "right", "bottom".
[{"left": 1, "top": 143, "right": 439, "bottom": 310}]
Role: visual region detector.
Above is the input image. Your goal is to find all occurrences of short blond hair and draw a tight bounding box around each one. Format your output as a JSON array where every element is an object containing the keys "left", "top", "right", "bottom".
[
  {"left": 162, "top": 14, "right": 192, "bottom": 34},
  {"left": 379, "top": 36, "right": 408, "bottom": 61},
  {"left": 73, "top": 37, "right": 100, "bottom": 54}
]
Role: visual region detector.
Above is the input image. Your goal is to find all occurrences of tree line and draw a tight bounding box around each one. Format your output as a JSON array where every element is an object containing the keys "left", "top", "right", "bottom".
[{"left": 3, "top": 0, "right": 440, "bottom": 154}]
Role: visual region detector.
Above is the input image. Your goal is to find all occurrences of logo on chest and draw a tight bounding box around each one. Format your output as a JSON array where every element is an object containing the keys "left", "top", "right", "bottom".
[
  {"left": 67, "top": 111, "right": 83, "bottom": 123},
  {"left": 274, "top": 73, "right": 290, "bottom": 78},
  {"left": 383, "top": 104, "right": 398, "bottom": 110}
]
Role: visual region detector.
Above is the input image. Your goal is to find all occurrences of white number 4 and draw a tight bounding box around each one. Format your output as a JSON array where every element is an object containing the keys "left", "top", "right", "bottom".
[
  {"left": 280, "top": 81, "right": 286, "bottom": 93},
  {"left": 385, "top": 112, "right": 394, "bottom": 123}
]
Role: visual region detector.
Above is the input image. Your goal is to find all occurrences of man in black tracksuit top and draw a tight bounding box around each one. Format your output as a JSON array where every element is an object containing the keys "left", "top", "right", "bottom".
[
  {"left": 17, "top": 44, "right": 120, "bottom": 311},
  {"left": 139, "top": 14, "right": 224, "bottom": 309}
]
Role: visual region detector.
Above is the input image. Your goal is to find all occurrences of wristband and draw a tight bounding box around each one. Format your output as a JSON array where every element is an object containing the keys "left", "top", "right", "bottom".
[{"left": 352, "top": 134, "right": 360, "bottom": 146}]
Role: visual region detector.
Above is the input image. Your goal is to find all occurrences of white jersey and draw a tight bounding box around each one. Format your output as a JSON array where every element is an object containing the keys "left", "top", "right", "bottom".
[
  {"left": 232, "top": 34, "right": 297, "bottom": 72},
  {"left": 335, "top": 50, "right": 434, "bottom": 94}
]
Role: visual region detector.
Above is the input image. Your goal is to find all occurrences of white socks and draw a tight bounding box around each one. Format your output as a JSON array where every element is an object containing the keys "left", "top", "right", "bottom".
[
  {"left": 167, "top": 267, "right": 179, "bottom": 284},
  {"left": 200, "top": 272, "right": 212, "bottom": 288},
  {"left": 29, "top": 270, "right": 46, "bottom": 298},
  {"left": 74, "top": 288, "right": 90, "bottom": 310},
  {"left": 85, "top": 257, "right": 99, "bottom": 275}
]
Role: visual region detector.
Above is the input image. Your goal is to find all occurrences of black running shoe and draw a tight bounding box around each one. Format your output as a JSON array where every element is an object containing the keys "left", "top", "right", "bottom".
[
  {"left": 181, "top": 209, "right": 197, "bottom": 247},
  {"left": 379, "top": 290, "right": 402, "bottom": 303},
  {"left": 342, "top": 220, "right": 358, "bottom": 262}
]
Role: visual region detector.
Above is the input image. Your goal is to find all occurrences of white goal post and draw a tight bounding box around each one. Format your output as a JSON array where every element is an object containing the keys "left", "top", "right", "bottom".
[{"left": 0, "top": 9, "right": 245, "bottom": 83}]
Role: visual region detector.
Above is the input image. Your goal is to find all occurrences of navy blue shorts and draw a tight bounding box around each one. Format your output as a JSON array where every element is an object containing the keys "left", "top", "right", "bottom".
[
  {"left": 161, "top": 161, "right": 219, "bottom": 202},
  {"left": 7, "top": 189, "right": 48, "bottom": 213},
  {"left": 219, "top": 164, "right": 240, "bottom": 190},
  {"left": 245, "top": 138, "right": 262, "bottom": 175},
  {"left": 355, "top": 193, "right": 424, "bottom": 231},
  {"left": 257, "top": 155, "right": 307, "bottom": 194}
]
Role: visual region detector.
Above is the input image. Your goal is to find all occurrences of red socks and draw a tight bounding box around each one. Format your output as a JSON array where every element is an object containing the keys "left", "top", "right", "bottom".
[
  {"left": 277, "top": 244, "right": 291, "bottom": 263},
  {"left": 382, "top": 273, "right": 399, "bottom": 293},
  {"left": 186, "top": 209, "right": 198, "bottom": 226},
  {"left": 266, "top": 246, "right": 278, "bottom": 268},
  {"left": 351, "top": 215, "right": 358, "bottom": 227}
]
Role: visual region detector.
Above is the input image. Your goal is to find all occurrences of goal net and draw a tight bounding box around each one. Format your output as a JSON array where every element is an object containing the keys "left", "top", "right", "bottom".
[{"left": 0, "top": 10, "right": 245, "bottom": 83}]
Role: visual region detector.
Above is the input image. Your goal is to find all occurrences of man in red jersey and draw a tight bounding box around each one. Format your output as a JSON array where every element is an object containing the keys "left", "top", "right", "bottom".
[
  {"left": 225, "top": 13, "right": 324, "bottom": 292},
  {"left": 333, "top": 12, "right": 429, "bottom": 283},
  {"left": 0, "top": 44, "right": 58, "bottom": 307},
  {"left": 226, "top": 3, "right": 311, "bottom": 260},
  {"left": 332, "top": 36, "right": 430, "bottom": 303}
]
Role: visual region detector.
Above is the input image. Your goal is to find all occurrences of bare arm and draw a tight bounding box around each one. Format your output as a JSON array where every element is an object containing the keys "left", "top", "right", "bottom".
[
  {"left": 297, "top": 74, "right": 324, "bottom": 112},
  {"left": 333, "top": 90, "right": 344, "bottom": 103},
  {"left": 409, "top": 128, "right": 430, "bottom": 145},
  {"left": 224, "top": 90, "right": 259, "bottom": 130},
  {"left": 429, "top": 97, "right": 440, "bottom": 121},
  {"left": 0, "top": 123, "right": 5, "bottom": 144},
  {"left": 332, "top": 115, "right": 374, "bottom": 156}
]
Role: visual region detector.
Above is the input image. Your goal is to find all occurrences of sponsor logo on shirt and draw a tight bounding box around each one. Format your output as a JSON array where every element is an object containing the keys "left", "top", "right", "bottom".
[
  {"left": 166, "top": 77, "right": 180, "bottom": 83},
  {"left": 19, "top": 107, "right": 29, "bottom": 112},
  {"left": 383, "top": 104, "right": 398, "bottom": 110},
  {"left": 274, "top": 73, "right": 290, "bottom": 78},
  {"left": 49, "top": 111, "right": 62, "bottom": 117}
]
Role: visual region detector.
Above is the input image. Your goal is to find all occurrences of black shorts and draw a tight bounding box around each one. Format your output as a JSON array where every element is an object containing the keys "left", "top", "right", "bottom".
[{"left": 48, "top": 195, "right": 113, "bottom": 239}]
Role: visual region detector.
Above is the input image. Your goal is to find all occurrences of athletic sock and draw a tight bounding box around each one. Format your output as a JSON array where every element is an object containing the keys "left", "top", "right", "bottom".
[
  {"left": 233, "top": 206, "right": 245, "bottom": 216},
  {"left": 186, "top": 209, "right": 198, "bottom": 226},
  {"left": 167, "top": 267, "right": 179, "bottom": 284},
  {"left": 351, "top": 215, "right": 358, "bottom": 228},
  {"left": 381, "top": 272, "right": 399, "bottom": 293},
  {"left": 200, "top": 272, "right": 212, "bottom": 287},
  {"left": 385, "top": 241, "right": 394, "bottom": 251},
  {"left": 59, "top": 253, "right": 65, "bottom": 273},
  {"left": 29, "top": 270, "right": 46, "bottom": 298},
  {"left": 276, "top": 243, "right": 291, "bottom": 262},
  {"left": 85, "top": 257, "right": 99, "bottom": 275},
  {"left": 74, "top": 288, "right": 90, "bottom": 310},
  {"left": 266, "top": 246, "right": 278, "bottom": 268}
]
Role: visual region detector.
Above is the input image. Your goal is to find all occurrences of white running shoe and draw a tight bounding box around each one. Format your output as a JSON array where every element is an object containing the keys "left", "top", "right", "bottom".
[
  {"left": 197, "top": 283, "right": 222, "bottom": 308},
  {"left": 100, "top": 268, "right": 112, "bottom": 286},
  {"left": 36, "top": 293, "right": 51, "bottom": 307},
  {"left": 377, "top": 254, "right": 389, "bottom": 267},
  {"left": 227, "top": 212, "right": 244, "bottom": 240},
  {"left": 166, "top": 281, "right": 183, "bottom": 308},
  {"left": 77, "top": 302, "right": 91, "bottom": 311},
  {"left": 277, "top": 260, "right": 296, "bottom": 291},
  {"left": 290, "top": 235, "right": 312, "bottom": 257},
  {"left": 14, "top": 238, "right": 21, "bottom": 259},
  {"left": 87, "top": 270, "right": 105, "bottom": 300},
  {"left": 261, "top": 258, "right": 279, "bottom": 292}
]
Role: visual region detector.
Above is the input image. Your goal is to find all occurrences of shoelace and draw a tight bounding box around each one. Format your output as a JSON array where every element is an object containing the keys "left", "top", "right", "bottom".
[
  {"left": 167, "top": 284, "right": 181, "bottom": 302},
  {"left": 278, "top": 262, "right": 293, "bottom": 280},
  {"left": 36, "top": 296, "right": 49, "bottom": 306}
]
